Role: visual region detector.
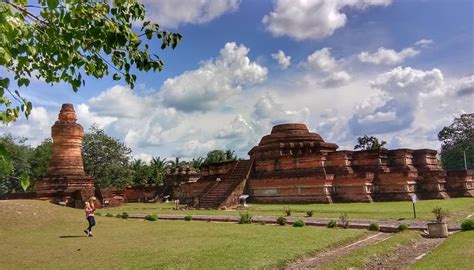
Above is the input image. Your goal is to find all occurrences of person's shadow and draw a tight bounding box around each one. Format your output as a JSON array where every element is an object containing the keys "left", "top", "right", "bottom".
[{"left": 59, "top": 235, "right": 86, "bottom": 238}]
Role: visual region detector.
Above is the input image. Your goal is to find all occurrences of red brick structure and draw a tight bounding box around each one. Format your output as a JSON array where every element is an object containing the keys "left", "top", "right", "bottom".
[
  {"left": 35, "top": 104, "right": 94, "bottom": 207},
  {"left": 177, "top": 123, "right": 473, "bottom": 208}
]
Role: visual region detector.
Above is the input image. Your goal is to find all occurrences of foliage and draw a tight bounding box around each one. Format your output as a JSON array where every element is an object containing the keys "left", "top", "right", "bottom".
[
  {"left": 438, "top": 113, "right": 474, "bottom": 170},
  {"left": 105, "top": 213, "right": 114, "bottom": 217},
  {"left": 190, "top": 156, "right": 205, "bottom": 169},
  {"left": 184, "top": 215, "right": 192, "bottom": 221},
  {"left": 144, "top": 214, "right": 158, "bottom": 221},
  {"left": 327, "top": 220, "right": 337, "bottom": 228},
  {"left": 292, "top": 220, "right": 305, "bottom": 227},
  {"left": 82, "top": 125, "right": 133, "bottom": 188},
  {"left": 95, "top": 212, "right": 102, "bottom": 216},
  {"left": 276, "top": 216, "right": 287, "bottom": 226},
  {"left": 29, "top": 139, "right": 52, "bottom": 181},
  {"left": 354, "top": 135, "right": 387, "bottom": 150},
  {"left": 167, "top": 157, "right": 187, "bottom": 170},
  {"left": 368, "top": 223, "right": 380, "bottom": 231},
  {"left": 306, "top": 210, "right": 314, "bottom": 217},
  {"left": 204, "top": 149, "right": 237, "bottom": 165},
  {"left": 149, "top": 156, "right": 167, "bottom": 184},
  {"left": 284, "top": 206, "right": 292, "bottom": 216},
  {"left": 19, "top": 174, "right": 30, "bottom": 191},
  {"left": 461, "top": 219, "right": 474, "bottom": 231},
  {"left": 121, "top": 212, "right": 129, "bottom": 219},
  {"left": 397, "top": 223, "right": 409, "bottom": 232},
  {"left": 130, "top": 159, "right": 152, "bottom": 186},
  {"left": 0, "top": 0, "right": 182, "bottom": 124},
  {"left": 115, "top": 213, "right": 122, "bottom": 218},
  {"left": 0, "top": 135, "right": 32, "bottom": 194},
  {"left": 339, "top": 213, "right": 350, "bottom": 229},
  {"left": 432, "top": 206, "right": 449, "bottom": 223},
  {"left": 238, "top": 212, "right": 252, "bottom": 224}
]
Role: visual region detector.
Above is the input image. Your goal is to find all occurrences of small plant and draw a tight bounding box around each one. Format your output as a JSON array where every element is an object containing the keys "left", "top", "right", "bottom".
[
  {"left": 284, "top": 206, "right": 292, "bottom": 216},
  {"left": 184, "top": 215, "right": 192, "bottom": 221},
  {"left": 397, "top": 223, "right": 409, "bottom": 232},
  {"left": 259, "top": 221, "right": 266, "bottom": 225},
  {"left": 115, "top": 213, "right": 122, "bottom": 218},
  {"left": 339, "top": 213, "right": 349, "bottom": 229},
  {"left": 368, "top": 223, "right": 380, "bottom": 231},
  {"left": 145, "top": 214, "right": 158, "bottom": 221},
  {"left": 276, "top": 216, "right": 287, "bottom": 226},
  {"left": 306, "top": 210, "right": 314, "bottom": 217},
  {"left": 238, "top": 212, "right": 253, "bottom": 224},
  {"left": 327, "top": 220, "right": 337, "bottom": 228},
  {"left": 432, "top": 207, "right": 449, "bottom": 223},
  {"left": 121, "top": 212, "right": 129, "bottom": 219},
  {"left": 461, "top": 219, "right": 474, "bottom": 231},
  {"left": 95, "top": 212, "right": 102, "bottom": 216},
  {"left": 105, "top": 213, "right": 114, "bottom": 217},
  {"left": 292, "top": 220, "right": 305, "bottom": 227}
]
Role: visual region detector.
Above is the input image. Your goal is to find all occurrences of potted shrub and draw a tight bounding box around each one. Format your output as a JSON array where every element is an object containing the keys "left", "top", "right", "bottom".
[{"left": 427, "top": 207, "right": 449, "bottom": 238}]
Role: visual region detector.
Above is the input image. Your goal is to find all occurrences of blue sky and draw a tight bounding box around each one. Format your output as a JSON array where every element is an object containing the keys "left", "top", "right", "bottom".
[{"left": 2, "top": 0, "right": 473, "bottom": 162}]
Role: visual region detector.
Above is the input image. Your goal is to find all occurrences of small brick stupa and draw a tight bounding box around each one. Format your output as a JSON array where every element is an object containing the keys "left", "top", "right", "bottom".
[{"left": 36, "top": 104, "right": 94, "bottom": 207}]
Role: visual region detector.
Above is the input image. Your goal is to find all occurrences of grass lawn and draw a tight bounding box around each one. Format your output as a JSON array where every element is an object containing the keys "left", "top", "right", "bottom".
[
  {"left": 0, "top": 200, "right": 368, "bottom": 269},
  {"left": 410, "top": 230, "right": 474, "bottom": 270},
  {"left": 100, "top": 197, "right": 474, "bottom": 222},
  {"left": 321, "top": 231, "right": 421, "bottom": 270}
]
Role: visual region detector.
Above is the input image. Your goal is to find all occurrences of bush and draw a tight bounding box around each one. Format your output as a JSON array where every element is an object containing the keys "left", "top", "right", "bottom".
[
  {"left": 306, "top": 210, "right": 314, "bottom": 217},
  {"left": 432, "top": 206, "right": 449, "bottom": 223},
  {"left": 284, "top": 207, "right": 292, "bottom": 216},
  {"left": 397, "top": 223, "right": 409, "bottom": 232},
  {"left": 115, "top": 213, "right": 122, "bottom": 218},
  {"left": 95, "top": 212, "right": 102, "bottom": 216},
  {"left": 368, "top": 223, "right": 380, "bottom": 231},
  {"left": 276, "top": 216, "right": 287, "bottom": 226},
  {"left": 238, "top": 212, "right": 252, "bottom": 224},
  {"left": 259, "top": 221, "right": 266, "bottom": 225},
  {"left": 339, "top": 213, "right": 349, "bottom": 229},
  {"left": 327, "top": 220, "right": 337, "bottom": 228},
  {"left": 145, "top": 214, "right": 158, "bottom": 221},
  {"left": 184, "top": 215, "right": 192, "bottom": 221},
  {"left": 461, "top": 219, "right": 474, "bottom": 231},
  {"left": 121, "top": 212, "right": 129, "bottom": 219},
  {"left": 293, "top": 220, "right": 305, "bottom": 227},
  {"left": 105, "top": 213, "right": 114, "bottom": 217}
]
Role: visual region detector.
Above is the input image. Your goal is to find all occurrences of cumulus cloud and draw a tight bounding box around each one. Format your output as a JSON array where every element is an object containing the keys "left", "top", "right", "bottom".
[
  {"left": 358, "top": 47, "right": 419, "bottom": 65},
  {"left": 304, "top": 48, "right": 352, "bottom": 87},
  {"left": 214, "top": 114, "right": 254, "bottom": 139},
  {"left": 349, "top": 67, "right": 444, "bottom": 134},
  {"left": 306, "top": 48, "right": 339, "bottom": 72},
  {"left": 87, "top": 86, "right": 150, "bottom": 118},
  {"left": 453, "top": 75, "right": 474, "bottom": 97},
  {"left": 271, "top": 50, "right": 291, "bottom": 69},
  {"left": 322, "top": 71, "right": 352, "bottom": 88},
  {"left": 140, "top": 0, "right": 240, "bottom": 28},
  {"left": 262, "top": 0, "right": 392, "bottom": 41},
  {"left": 160, "top": 42, "right": 267, "bottom": 112},
  {"left": 177, "top": 139, "right": 219, "bottom": 158}
]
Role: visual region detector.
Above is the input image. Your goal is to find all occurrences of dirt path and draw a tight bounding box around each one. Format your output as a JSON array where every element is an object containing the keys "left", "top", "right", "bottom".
[
  {"left": 286, "top": 232, "right": 393, "bottom": 269},
  {"left": 364, "top": 236, "right": 445, "bottom": 270}
]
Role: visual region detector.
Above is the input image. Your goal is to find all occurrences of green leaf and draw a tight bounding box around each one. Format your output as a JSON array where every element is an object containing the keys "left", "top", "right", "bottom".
[
  {"left": 46, "top": 0, "right": 60, "bottom": 10},
  {"left": 112, "top": 73, "right": 121, "bottom": 80},
  {"left": 20, "top": 174, "right": 31, "bottom": 192}
]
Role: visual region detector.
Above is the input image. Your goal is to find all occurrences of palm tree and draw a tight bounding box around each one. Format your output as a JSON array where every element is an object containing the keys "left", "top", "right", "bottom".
[
  {"left": 190, "top": 156, "right": 205, "bottom": 169},
  {"left": 166, "top": 157, "right": 187, "bottom": 170},
  {"left": 150, "top": 156, "right": 168, "bottom": 184},
  {"left": 225, "top": 149, "right": 237, "bottom": 161}
]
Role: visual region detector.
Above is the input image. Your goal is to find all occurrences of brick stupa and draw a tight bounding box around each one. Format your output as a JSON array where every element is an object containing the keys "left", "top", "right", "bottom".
[{"left": 36, "top": 104, "right": 94, "bottom": 207}]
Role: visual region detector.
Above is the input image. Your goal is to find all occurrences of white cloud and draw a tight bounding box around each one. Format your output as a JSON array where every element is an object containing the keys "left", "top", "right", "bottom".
[
  {"left": 304, "top": 48, "right": 352, "bottom": 87},
  {"left": 140, "top": 0, "right": 240, "bottom": 28},
  {"left": 214, "top": 114, "right": 254, "bottom": 139},
  {"left": 306, "top": 48, "right": 339, "bottom": 72},
  {"left": 160, "top": 42, "right": 267, "bottom": 112},
  {"left": 262, "top": 0, "right": 392, "bottom": 41},
  {"left": 177, "top": 139, "right": 219, "bottom": 158},
  {"left": 414, "top": 39, "right": 434, "bottom": 48},
  {"left": 358, "top": 47, "right": 419, "bottom": 65},
  {"left": 322, "top": 71, "right": 352, "bottom": 88},
  {"left": 271, "top": 50, "right": 291, "bottom": 69}
]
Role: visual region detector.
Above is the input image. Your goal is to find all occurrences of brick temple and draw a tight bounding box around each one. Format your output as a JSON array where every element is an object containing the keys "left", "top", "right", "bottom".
[{"left": 177, "top": 124, "right": 474, "bottom": 208}]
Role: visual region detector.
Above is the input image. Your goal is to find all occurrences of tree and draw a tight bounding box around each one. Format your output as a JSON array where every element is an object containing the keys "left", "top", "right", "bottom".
[
  {"left": 0, "top": 134, "right": 33, "bottom": 195},
  {"left": 149, "top": 156, "right": 167, "bottom": 184},
  {"left": 354, "top": 135, "right": 387, "bottom": 150},
  {"left": 130, "top": 159, "right": 151, "bottom": 186},
  {"left": 204, "top": 149, "right": 238, "bottom": 165},
  {"left": 438, "top": 113, "right": 474, "bottom": 170},
  {"left": 0, "top": 0, "right": 182, "bottom": 123},
  {"left": 167, "top": 157, "right": 187, "bottom": 170},
  {"left": 82, "top": 125, "right": 133, "bottom": 188},
  {"left": 29, "top": 138, "right": 52, "bottom": 183},
  {"left": 190, "top": 156, "right": 205, "bottom": 169}
]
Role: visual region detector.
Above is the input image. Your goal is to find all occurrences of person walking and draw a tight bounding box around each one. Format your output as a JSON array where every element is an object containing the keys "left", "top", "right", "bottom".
[{"left": 84, "top": 197, "right": 97, "bottom": 237}]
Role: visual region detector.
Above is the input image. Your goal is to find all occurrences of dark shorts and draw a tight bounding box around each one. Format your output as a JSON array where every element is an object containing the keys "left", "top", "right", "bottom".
[{"left": 87, "top": 216, "right": 96, "bottom": 227}]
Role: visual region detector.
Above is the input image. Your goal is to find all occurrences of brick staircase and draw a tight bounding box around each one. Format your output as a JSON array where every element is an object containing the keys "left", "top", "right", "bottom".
[{"left": 199, "top": 160, "right": 253, "bottom": 209}]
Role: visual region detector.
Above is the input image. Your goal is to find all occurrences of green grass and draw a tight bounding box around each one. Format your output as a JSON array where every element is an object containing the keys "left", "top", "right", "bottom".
[
  {"left": 100, "top": 197, "right": 474, "bottom": 222},
  {"left": 411, "top": 231, "right": 474, "bottom": 270},
  {"left": 0, "top": 200, "right": 367, "bottom": 269},
  {"left": 321, "top": 231, "right": 420, "bottom": 269}
]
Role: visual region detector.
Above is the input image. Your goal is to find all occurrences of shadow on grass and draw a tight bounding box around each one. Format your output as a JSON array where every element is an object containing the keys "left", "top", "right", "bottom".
[{"left": 59, "top": 235, "right": 87, "bottom": 238}]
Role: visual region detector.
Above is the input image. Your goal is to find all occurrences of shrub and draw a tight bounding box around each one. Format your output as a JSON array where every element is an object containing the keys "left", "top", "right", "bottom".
[
  {"left": 339, "top": 213, "right": 349, "bottom": 229},
  {"left": 306, "top": 210, "right": 314, "bottom": 217},
  {"left": 115, "top": 213, "right": 122, "bottom": 218},
  {"left": 145, "top": 214, "right": 158, "bottom": 221},
  {"left": 238, "top": 212, "right": 252, "bottom": 224},
  {"left": 293, "top": 220, "right": 305, "bottom": 227},
  {"left": 259, "top": 221, "right": 266, "bottom": 225},
  {"left": 284, "top": 207, "right": 292, "bottom": 216},
  {"left": 276, "top": 216, "right": 287, "bottom": 226},
  {"left": 368, "top": 223, "right": 380, "bottom": 231},
  {"left": 184, "top": 215, "right": 192, "bottom": 221},
  {"left": 461, "top": 219, "right": 474, "bottom": 231},
  {"left": 432, "top": 206, "right": 449, "bottom": 223},
  {"left": 121, "top": 212, "right": 129, "bottom": 219},
  {"left": 105, "top": 213, "right": 114, "bottom": 217},
  {"left": 397, "top": 223, "right": 409, "bottom": 232},
  {"left": 95, "top": 212, "right": 102, "bottom": 216},
  {"left": 327, "top": 220, "right": 337, "bottom": 228}
]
